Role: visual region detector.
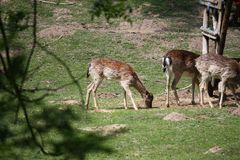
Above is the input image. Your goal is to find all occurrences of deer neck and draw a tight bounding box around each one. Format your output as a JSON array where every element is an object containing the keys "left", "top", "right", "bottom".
[{"left": 133, "top": 74, "right": 148, "bottom": 98}]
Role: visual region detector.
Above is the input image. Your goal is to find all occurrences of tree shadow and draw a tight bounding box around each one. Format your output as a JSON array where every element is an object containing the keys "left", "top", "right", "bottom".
[
  {"left": 135, "top": 0, "right": 202, "bottom": 32},
  {"left": 8, "top": 106, "right": 113, "bottom": 159},
  {"left": 0, "top": 1, "right": 115, "bottom": 159}
]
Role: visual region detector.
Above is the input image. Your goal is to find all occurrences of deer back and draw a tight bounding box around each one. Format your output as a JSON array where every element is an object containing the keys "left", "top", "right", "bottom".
[
  {"left": 195, "top": 54, "right": 240, "bottom": 79},
  {"left": 162, "top": 50, "right": 199, "bottom": 76},
  {"left": 89, "top": 58, "right": 135, "bottom": 81}
]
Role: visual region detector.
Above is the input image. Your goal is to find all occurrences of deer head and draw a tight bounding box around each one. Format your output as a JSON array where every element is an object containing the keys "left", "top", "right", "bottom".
[{"left": 144, "top": 91, "right": 153, "bottom": 108}]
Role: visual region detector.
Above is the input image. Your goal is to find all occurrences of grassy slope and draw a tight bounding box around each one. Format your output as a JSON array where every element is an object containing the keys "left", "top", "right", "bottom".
[{"left": 1, "top": 0, "right": 240, "bottom": 159}]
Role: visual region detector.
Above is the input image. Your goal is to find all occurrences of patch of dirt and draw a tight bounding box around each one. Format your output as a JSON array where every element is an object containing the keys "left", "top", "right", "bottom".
[
  {"left": 228, "top": 107, "right": 240, "bottom": 116},
  {"left": 53, "top": 8, "right": 72, "bottom": 21},
  {"left": 53, "top": 8, "right": 71, "bottom": 17},
  {"left": 204, "top": 146, "right": 223, "bottom": 154},
  {"left": 152, "top": 88, "right": 201, "bottom": 108},
  {"left": 80, "top": 124, "right": 127, "bottom": 136},
  {"left": 38, "top": 22, "right": 84, "bottom": 38},
  {"left": 116, "top": 19, "right": 167, "bottom": 34},
  {"left": 97, "top": 92, "right": 120, "bottom": 99},
  {"left": 188, "top": 36, "right": 217, "bottom": 53},
  {"left": 150, "top": 85, "right": 240, "bottom": 108},
  {"left": 122, "top": 33, "right": 146, "bottom": 47},
  {"left": 163, "top": 112, "right": 191, "bottom": 121}
]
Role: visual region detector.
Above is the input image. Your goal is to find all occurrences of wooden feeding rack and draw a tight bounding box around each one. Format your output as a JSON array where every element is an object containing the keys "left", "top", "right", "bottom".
[{"left": 200, "top": 0, "right": 224, "bottom": 54}]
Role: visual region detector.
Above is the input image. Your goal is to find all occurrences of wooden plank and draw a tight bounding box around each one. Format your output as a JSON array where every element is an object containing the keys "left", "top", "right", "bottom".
[
  {"left": 202, "top": 0, "right": 218, "bottom": 4},
  {"left": 202, "top": 7, "right": 209, "bottom": 54},
  {"left": 203, "top": 7, "right": 209, "bottom": 27},
  {"left": 202, "top": 35, "right": 209, "bottom": 54},
  {"left": 200, "top": 26, "right": 218, "bottom": 36},
  {"left": 217, "top": 0, "right": 233, "bottom": 55},
  {"left": 202, "top": 31, "right": 218, "bottom": 39},
  {"left": 200, "top": 0, "right": 222, "bottom": 9}
]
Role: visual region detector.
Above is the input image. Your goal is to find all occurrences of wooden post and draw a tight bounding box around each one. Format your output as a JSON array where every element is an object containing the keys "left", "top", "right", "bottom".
[
  {"left": 215, "top": 8, "right": 223, "bottom": 54},
  {"left": 217, "top": 0, "right": 233, "bottom": 55},
  {"left": 202, "top": 7, "right": 209, "bottom": 54}
]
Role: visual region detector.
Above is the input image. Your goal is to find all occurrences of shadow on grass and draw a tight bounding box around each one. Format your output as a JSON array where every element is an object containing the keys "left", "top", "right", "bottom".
[
  {"left": 132, "top": 0, "right": 202, "bottom": 31},
  {"left": 0, "top": 1, "right": 115, "bottom": 159},
  {"left": 0, "top": 103, "right": 114, "bottom": 159}
]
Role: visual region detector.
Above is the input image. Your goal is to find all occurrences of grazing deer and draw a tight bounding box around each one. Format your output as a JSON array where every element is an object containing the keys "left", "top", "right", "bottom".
[
  {"left": 161, "top": 50, "right": 200, "bottom": 107},
  {"left": 208, "top": 57, "right": 240, "bottom": 97},
  {"left": 85, "top": 58, "right": 153, "bottom": 110},
  {"left": 195, "top": 54, "right": 240, "bottom": 108}
]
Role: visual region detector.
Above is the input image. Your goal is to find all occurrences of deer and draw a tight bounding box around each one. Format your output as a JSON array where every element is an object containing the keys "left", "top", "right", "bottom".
[
  {"left": 85, "top": 58, "right": 153, "bottom": 110},
  {"left": 207, "top": 57, "right": 240, "bottom": 97},
  {"left": 161, "top": 50, "right": 200, "bottom": 107},
  {"left": 195, "top": 54, "right": 240, "bottom": 108}
]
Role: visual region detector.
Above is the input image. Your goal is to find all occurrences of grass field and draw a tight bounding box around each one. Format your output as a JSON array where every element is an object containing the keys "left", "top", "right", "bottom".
[{"left": 1, "top": 0, "right": 240, "bottom": 159}]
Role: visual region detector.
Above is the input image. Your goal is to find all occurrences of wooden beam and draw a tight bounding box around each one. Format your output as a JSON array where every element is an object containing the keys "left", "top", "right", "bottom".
[
  {"left": 200, "top": 0, "right": 222, "bottom": 9},
  {"left": 202, "top": 7, "right": 209, "bottom": 54},
  {"left": 200, "top": 26, "right": 218, "bottom": 36},
  {"left": 217, "top": 0, "right": 233, "bottom": 55}
]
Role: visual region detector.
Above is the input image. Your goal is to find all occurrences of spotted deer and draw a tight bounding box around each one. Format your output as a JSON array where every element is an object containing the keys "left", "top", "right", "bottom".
[
  {"left": 85, "top": 58, "right": 153, "bottom": 110},
  {"left": 208, "top": 58, "right": 240, "bottom": 97},
  {"left": 161, "top": 50, "right": 200, "bottom": 107},
  {"left": 195, "top": 54, "right": 240, "bottom": 108}
]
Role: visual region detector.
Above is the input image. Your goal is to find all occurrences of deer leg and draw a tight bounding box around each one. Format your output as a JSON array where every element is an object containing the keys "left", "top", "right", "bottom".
[
  {"left": 199, "top": 81, "right": 205, "bottom": 106},
  {"left": 92, "top": 79, "right": 102, "bottom": 110},
  {"left": 205, "top": 81, "right": 214, "bottom": 108},
  {"left": 228, "top": 84, "right": 240, "bottom": 107},
  {"left": 171, "top": 73, "right": 182, "bottom": 106},
  {"left": 165, "top": 71, "right": 172, "bottom": 107},
  {"left": 191, "top": 79, "right": 196, "bottom": 105},
  {"left": 121, "top": 81, "right": 138, "bottom": 110},
  {"left": 127, "top": 89, "right": 138, "bottom": 110},
  {"left": 85, "top": 82, "right": 94, "bottom": 110},
  {"left": 218, "top": 81, "right": 226, "bottom": 109},
  {"left": 123, "top": 89, "right": 128, "bottom": 109},
  {"left": 199, "top": 75, "right": 209, "bottom": 107},
  {"left": 191, "top": 76, "right": 200, "bottom": 105}
]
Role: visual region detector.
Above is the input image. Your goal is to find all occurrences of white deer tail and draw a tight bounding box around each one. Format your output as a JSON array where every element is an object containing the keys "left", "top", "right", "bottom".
[{"left": 161, "top": 57, "right": 172, "bottom": 72}]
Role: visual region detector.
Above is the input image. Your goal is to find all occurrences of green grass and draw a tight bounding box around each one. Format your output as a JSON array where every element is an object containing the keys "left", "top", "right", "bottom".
[
  {"left": 2, "top": 107, "right": 240, "bottom": 159},
  {"left": 1, "top": 0, "right": 240, "bottom": 159}
]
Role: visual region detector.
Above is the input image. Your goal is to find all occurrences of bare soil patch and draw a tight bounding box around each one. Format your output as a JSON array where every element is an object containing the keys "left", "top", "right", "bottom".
[
  {"left": 80, "top": 124, "right": 127, "bottom": 136},
  {"left": 228, "top": 107, "right": 240, "bottom": 116},
  {"left": 116, "top": 19, "right": 167, "bottom": 34},
  {"left": 151, "top": 86, "right": 240, "bottom": 108},
  {"left": 53, "top": 8, "right": 72, "bottom": 21},
  {"left": 188, "top": 36, "right": 216, "bottom": 53},
  {"left": 151, "top": 88, "right": 201, "bottom": 108},
  {"left": 163, "top": 112, "right": 191, "bottom": 121},
  {"left": 38, "top": 22, "right": 84, "bottom": 38},
  {"left": 204, "top": 146, "right": 223, "bottom": 154}
]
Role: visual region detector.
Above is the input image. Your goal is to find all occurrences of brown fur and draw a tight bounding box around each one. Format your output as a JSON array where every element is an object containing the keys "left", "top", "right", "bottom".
[
  {"left": 162, "top": 50, "right": 200, "bottom": 107},
  {"left": 85, "top": 58, "right": 153, "bottom": 110},
  {"left": 195, "top": 54, "right": 240, "bottom": 108}
]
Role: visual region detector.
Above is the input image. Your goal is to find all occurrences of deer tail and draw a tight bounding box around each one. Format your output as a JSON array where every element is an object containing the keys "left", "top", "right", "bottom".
[{"left": 161, "top": 57, "right": 172, "bottom": 72}]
